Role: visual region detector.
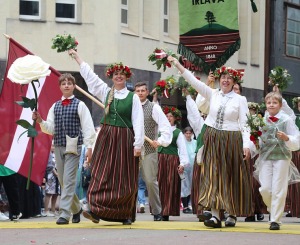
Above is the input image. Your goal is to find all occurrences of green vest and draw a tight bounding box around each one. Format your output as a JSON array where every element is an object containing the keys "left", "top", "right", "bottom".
[
  {"left": 0, "top": 165, "right": 15, "bottom": 177},
  {"left": 195, "top": 124, "right": 207, "bottom": 153},
  {"left": 158, "top": 128, "right": 181, "bottom": 155},
  {"left": 100, "top": 92, "right": 134, "bottom": 128}
]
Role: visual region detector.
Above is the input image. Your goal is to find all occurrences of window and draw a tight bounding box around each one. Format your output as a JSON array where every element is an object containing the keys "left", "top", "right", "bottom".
[
  {"left": 121, "top": 0, "right": 128, "bottom": 26},
  {"left": 286, "top": 5, "right": 300, "bottom": 58},
  {"left": 56, "top": 0, "right": 77, "bottom": 22},
  {"left": 163, "top": 0, "right": 169, "bottom": 34},
  {"left": 19, "top": 0, "right": 41, "bottom": 20}
]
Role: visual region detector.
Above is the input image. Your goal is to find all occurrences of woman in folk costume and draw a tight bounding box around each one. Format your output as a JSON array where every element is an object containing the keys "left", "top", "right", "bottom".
[
  {"left": 168, "top": 56, "right": 253, "bottom": 228},
  {"left": 157, "top": 106, "right": 189, "bottom": 221},
  {"left": 69, "top": 49, "right": 144, "bottom": 225},
  {"left": 286, "top": 97, "right": 300, "bottom": 218}
]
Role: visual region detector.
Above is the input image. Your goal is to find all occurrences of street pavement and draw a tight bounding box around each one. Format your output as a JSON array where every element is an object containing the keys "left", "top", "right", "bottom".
[{"left": 0, "top": 207, "right": 300, "bottom": 245}]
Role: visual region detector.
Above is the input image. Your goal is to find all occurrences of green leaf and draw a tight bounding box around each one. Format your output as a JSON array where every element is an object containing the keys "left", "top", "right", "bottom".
[
  {"left": 17, "top": 130, "right": 28, "bottom": 142},
  {"left": 28, "top": 126, "right": 38, "bottom": 138},
  {"left": 16, "top": 119, "right": 32, "bottom": 129}
]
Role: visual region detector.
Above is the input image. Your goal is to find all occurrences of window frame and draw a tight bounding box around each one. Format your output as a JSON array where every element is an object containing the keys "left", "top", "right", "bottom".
[
  {"left": 121, "top": 0, "right": 128, "bottom": 27},
  {"left": 163, "top": 0, "right": 169, "bottom": 35},
  {"left": 285, "top": 2, "right": 300, "bottom": 59},
  {"left": 55, "top": 0, "right": 77, "bottom": 22},
  {"left": 19, "top": 0, "right": 42, "bottom": 20}
]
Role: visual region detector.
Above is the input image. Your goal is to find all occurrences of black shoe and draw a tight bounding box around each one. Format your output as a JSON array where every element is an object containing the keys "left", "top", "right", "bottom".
[
  {"left": 83, "top": 210, "right": 100, "bottom": 224},
  {"left": 72, "top": 208, "right": 82, "bottom": 223},
  {"left": 245, "top": 215, "right": 256, "bottom": 222},
  {"left": 225, "top": 215, "right": 237, "bottom": 227},
  {"left": 256, "top": 213, "right": 264, "bottom": 221},
  {"left": 183, "top": 208, "right": 193, "bottom": 214},
  {"left": 204, "top": 216, "right": 222, "bottom": 228},
  {"left": 56, "top": 217, "right": 69, "bottom": 225},
  {"left": 162, "top": 215, "right": 169, "bottom": 221},
  {"left": 286, "top": 211, "right": 292, "bottom": 217},
  {"left": 122, "top": 219, "right": 132, "bottom": 225},
  {"left": 269, "top": 222, "right": 280, "bottom": 230},
  {"left": 198, "top": 211, "right": 212, "bottom": 222},
  {"left": 154, "top": 214, "right": 162, "bottom": 221}
]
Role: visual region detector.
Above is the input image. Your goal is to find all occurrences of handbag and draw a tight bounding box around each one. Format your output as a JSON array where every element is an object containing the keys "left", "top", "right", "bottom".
[
  {"left": 81, "top": 167, "right": 91, "bottom": 188},
  {"left": 65, "top": 135, "right": 79, "bottom": 155}
]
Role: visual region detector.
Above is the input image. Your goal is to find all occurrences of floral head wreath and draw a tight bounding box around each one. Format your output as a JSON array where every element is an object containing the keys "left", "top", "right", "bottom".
[
  {"left": 214, "top": 66, "right": 244, "bottom": 84},
  {"left": 105, "top": 62, "right": 132, "bottom": 79},
  {"left": 292, "top": 97, "right": 300, "bottom": 109},
  {"left": 162, "top": 106, "right": 182, "bottom": 123}
]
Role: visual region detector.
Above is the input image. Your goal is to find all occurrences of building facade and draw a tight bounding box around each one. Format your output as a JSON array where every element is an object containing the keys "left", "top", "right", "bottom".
[{"left": 0, "top": 0, "right": 299, "bottom": 125}]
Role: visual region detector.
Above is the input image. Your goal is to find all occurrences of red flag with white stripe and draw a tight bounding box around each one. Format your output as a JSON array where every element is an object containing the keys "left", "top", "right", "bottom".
[{"left": 0, "top": 37, "right": 61, "bottom": 185}]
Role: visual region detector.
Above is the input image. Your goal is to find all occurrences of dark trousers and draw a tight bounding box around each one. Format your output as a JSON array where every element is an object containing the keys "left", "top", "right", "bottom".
[{"left": 0, "top": 173, "right": 20, "bottom": 217}]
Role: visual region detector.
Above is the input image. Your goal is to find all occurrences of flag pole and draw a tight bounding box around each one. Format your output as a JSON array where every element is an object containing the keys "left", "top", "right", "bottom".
[
  {"left": 75, "top": 85, "right": 153, "bottom": 144},
  {"left": 3, "top": 33, "right": 10, "bottom": 39}
]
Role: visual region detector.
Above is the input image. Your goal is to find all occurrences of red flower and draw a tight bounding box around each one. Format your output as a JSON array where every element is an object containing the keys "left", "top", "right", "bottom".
[
  {"left": 250, "top": 135, "right": 256, "bottom": 142},
  {"left": 171, "top": 107, "right": 175, "bottom": 111},
  {"left": 166, "top": 62, "right": 171, "bottom": 68},
  {"left": 75, "top": 40, "right": 79, "bottom": 45},
  {"left": 257, "top": 131, "right": 262, "bottom": 136}
]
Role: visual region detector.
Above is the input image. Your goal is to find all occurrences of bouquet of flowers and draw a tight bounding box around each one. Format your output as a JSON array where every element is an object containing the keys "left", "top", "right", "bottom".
[
  {"left": 246, "top": 113, "right": 265, "bottom": 150},
  {"left": 292, "top": 97, "right": 300, "bottom": 109},
  {"left": 175, "top": 77, "right": 197, "bottom": 98},
  {"left": 268, "top": 66, "right": 292, "bottom": 91},
  {"left": 247, "top": 102, "right": 260, "bottom": 112},
  {"left": 51, "top": 34, "right": 78, "bottom": 53},
  {"left": 148, "top": 48, "right": 178, "bottom": 72},
  {"left": 152, "top": 75, "right": 177, "bottom": 98}
]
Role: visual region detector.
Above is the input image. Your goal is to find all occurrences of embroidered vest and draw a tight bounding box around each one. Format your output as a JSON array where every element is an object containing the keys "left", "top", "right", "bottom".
[
  {"left": 100, "top": 92, "right": 133, "bottom": 128},
  {"left": 158, "top": 128, "right": 180, "bottom": 155},
  {"left": 260, "top": 117, "right": 291, "bottom": 160},
  {"left": 143, "top": 100, "right": 156, "bottom": 156},
  {"left": 53, "top": 98, "right": 83, "bottom": 147}
]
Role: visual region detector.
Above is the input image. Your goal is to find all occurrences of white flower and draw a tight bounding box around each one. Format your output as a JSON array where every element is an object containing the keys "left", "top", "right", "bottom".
[
  {"left": 271, "top": 70, "right": 276, "bottom": 76},
  {"left": 253, "top": 116, "right": 261, "bottom": 126},
  {"left": 8, "top": 55, "right": 51, "bottom": 84}
]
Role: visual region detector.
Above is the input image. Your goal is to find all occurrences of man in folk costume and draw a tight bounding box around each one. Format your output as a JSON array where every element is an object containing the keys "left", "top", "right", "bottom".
[
  {"left": 33, "top": 73, "right": 96, "bottom": 225},
  {"left": 134, "top": 82, "right": 172, "bottom": 221}
]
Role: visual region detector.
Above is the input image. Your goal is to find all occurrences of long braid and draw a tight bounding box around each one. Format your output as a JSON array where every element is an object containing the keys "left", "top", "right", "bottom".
[{"left": 105, "top": 86, "right": 115, "bottom": 115}]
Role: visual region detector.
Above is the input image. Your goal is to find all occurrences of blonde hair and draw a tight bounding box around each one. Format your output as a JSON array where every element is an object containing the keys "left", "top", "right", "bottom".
[
  {"left": 105, "top": 86, "right": 115, "bottom": 115},
  {"left": 265, "top": 92, "right": 282, "bottom": 105}
]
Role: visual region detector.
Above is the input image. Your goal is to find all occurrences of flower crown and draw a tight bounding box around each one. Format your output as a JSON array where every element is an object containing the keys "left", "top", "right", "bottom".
[
  {"left": 162, "top": 106, "right": 182, "bottom": 121},
  {"left": 214, "top": 66, "right": 244, "bottom": 83},
  {"left": 292, "top": 97, "right": 300, "bottom": 108},
  {"left": 105, "top": 62, "right": 132, "bottom": 79}
]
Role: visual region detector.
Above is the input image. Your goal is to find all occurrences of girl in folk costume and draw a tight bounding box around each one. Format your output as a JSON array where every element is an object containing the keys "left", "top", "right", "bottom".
[
  {"left": 69, "top": 49, "right": 144, "bottom": 225},
  {"left": 157, "top": 106, "right": 189, "bottom": 221},
  {"left": 169, "top": 56, "right": 253, "bottom": 228}
]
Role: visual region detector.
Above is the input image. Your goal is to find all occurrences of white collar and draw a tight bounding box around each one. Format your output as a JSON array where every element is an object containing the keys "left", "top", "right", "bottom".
[{"left": 61, "top": 95, "right": 74, "bottom": 100}]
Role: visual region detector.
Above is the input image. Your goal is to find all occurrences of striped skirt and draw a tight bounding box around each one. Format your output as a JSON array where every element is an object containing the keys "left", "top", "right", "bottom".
[
  {"left": 158, "top": 154, "right": 181, "bottom": 216},
  {"left": 87, "top": 125, "right": 139, "bottom": 221},
  {"left": 191, "top": 159, "right": 201, "bottom": 215},
  {"left": 198, "top": 127, "right": 253, "bottom": 216},
  {"left": 286, "top": 151, "right": 300, "bottom": 217}
]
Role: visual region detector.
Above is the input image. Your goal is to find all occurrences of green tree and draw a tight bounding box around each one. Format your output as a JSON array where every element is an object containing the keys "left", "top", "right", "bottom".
[{"left": 205, "top": 11, "right": 216, "bottom": 27}]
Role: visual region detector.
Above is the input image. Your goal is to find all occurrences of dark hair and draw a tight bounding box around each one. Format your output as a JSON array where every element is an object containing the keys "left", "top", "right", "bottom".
[
  {"left": 134, "top": 81, "right": 148, "bottom": 90},
  {"left": 183, "top": 126, "right": 193, "bottom": 134},
  {"left": 236, "top": 83, "right": 243, "bottom": 93},
  {"left": 59, "top": 73, "right": 76, "bottom": 85}
]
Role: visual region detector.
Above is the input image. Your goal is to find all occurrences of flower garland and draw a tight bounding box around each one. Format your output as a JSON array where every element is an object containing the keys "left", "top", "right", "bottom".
[
  {"left": 213, "top": 66, "right": 244, "bottom": 83},
  {"left": 268, "top": 66, "right": 292, "bottom": 91},
  {"left": 105, "top": 62, "right": 132, "bottom": 79},
  {"left": 175, "top": 76, "right": 198, "bottom": 98},
  {"left": 246, "top": 113, "right": 265, "bottom": 150},
  {"left": 51, "top": 34, "right": 78, "bottom": 53},
  {"left": 153, "top": 75, "right": 177, "bottom": 98},
  {"left": 292, "top": 97, "right": 300, "bottom": 109},
  {"left": 148, "top": 48, "right": 178, "bottom": 72}
]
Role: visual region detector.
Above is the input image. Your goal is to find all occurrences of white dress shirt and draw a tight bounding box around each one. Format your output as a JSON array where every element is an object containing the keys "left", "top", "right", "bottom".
[
  {"left": 80, "top": 62, "right": 144, "bottom": 149},
  {"left": 141, "top": 100, "right": 172, "bottom": 147},
  {"left": 182, "top": 69, "right": 250, "bottom": 148},
  {"left": 40, "top": 95, "right": 96, "bottom": 148},
  {"left": 186, "top": 95, "right": 205, "bottom": 137}
]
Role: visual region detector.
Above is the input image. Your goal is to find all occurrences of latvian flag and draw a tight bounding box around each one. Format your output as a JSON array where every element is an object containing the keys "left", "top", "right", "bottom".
[{"left": 0, "top": 37, "right": 61, "bottom": 185}]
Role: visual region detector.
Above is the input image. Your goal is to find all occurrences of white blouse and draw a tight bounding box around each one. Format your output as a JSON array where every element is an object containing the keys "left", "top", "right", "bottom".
[
  {"left": 79, "top": 62, "right": 144, "bottom": 149},
  {"left": 182, "top": 69, "right": 250, "bottom": 148}
]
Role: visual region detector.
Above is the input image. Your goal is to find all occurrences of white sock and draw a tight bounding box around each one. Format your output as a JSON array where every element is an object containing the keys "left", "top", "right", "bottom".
[{"left": 210, "top": 208, "right": 220, "bottom": 224}]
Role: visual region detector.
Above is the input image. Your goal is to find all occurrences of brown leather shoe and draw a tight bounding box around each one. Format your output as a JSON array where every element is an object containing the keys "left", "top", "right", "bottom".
[{"left": 83, "top": 210, "right": 100, "bottom": 223}]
